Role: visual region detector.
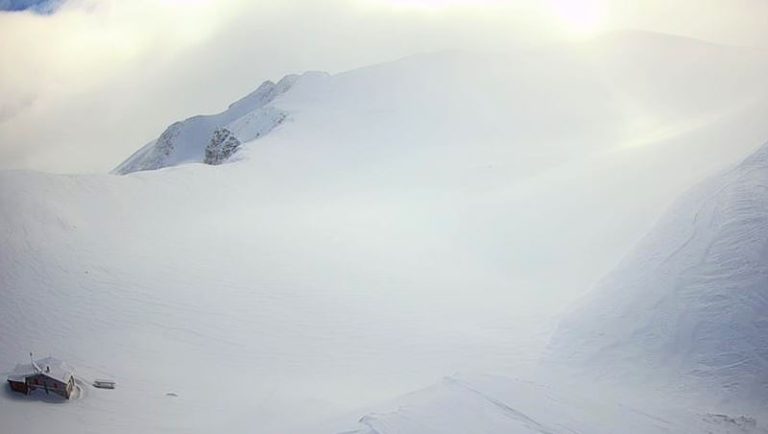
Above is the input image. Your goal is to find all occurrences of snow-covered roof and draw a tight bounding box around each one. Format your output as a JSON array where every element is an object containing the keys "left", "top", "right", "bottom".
[
  {"left": 6, "top": 357, "right": 74, "bottom": 384},
  {"left": 7, "top": 363, "right": 35, "bottom": 382}
]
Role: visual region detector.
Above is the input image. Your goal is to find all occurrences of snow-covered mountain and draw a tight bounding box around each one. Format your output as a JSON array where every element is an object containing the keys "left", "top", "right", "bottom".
[
  {"left": 113, "top": 72, "right": 328, "bottom": 174},
  {"left": 115, "top": 32, "right": 768, "bottom": 179},
  {"left": 548, "top": 141, "right": 768, "bottom": 405},
  {"left": 2, "top": 32, "right": 768, "bottom": 433}
]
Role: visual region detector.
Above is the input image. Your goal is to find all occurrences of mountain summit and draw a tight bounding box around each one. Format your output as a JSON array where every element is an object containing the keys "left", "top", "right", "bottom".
[{"left": 113, "top": 72, "right": 328, "bottom": 174}]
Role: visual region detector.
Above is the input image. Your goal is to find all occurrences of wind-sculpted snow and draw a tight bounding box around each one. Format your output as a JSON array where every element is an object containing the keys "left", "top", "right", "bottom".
[
  {"left": 113, "top": 73, "right": 321, "bottom": 174},
  {"left": 549, "top": 141, "right": 768, "bottom": 404}
]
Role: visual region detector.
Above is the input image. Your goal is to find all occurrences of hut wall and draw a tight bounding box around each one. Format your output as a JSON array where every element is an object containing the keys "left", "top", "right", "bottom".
[
  {"left": 25, "top": 374, "right": 70, "bottom": 399},
  {"left": 8, "top": 380, "right": 29, "bottom": 394}
]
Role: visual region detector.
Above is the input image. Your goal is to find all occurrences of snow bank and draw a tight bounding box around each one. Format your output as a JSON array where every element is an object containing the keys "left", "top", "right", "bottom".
[{"left": 549, "top": 141, "right": 768, "bottom": 406}]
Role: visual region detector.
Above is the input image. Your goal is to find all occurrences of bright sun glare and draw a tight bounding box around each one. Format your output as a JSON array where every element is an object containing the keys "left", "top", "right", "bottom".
[
  {"left": 376, "top": 0, "right": 504, "bottom": 8},
  {"left": 369, "top": 0, "right": 605, "bottom": 37},
  {"left": 548, "top": 0, "right": 604, "bottom": 35}
]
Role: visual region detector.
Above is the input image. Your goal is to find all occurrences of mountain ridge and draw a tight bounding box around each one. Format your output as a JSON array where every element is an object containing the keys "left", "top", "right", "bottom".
[{"left": 112, "top": 71, "right": 329, "bottom": 174}]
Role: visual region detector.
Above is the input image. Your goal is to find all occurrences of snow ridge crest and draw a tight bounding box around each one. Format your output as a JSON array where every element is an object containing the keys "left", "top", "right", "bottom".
[
  {"left": 547, "top": 139, "right": 768, "bottom": 404},
  {"left": 113, "top": 71, "right": 326, "bottom": 175}
]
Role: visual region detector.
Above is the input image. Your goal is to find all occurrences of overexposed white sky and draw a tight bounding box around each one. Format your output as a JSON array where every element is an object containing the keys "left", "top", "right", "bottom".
[{"left": 1, "top": 0, "right": 767, "bottom": 173}]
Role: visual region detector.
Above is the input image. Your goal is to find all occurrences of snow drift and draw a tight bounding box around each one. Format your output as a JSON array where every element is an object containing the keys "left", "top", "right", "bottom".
[{"left": 549, "top": 141, "right": 768, "bottom": 405}]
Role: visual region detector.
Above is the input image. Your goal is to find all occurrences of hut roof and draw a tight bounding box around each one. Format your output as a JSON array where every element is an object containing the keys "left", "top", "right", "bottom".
[
  {"left": 7, "top": 357, "right": 74, "bottom": 384},
  {"left": 7, "top": 363, "right": 34, "bottom": 382}
]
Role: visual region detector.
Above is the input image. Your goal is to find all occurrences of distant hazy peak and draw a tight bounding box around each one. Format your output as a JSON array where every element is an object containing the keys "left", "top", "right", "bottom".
[{"left": 113, "top": 71, "right": 329, "bottom": 175}]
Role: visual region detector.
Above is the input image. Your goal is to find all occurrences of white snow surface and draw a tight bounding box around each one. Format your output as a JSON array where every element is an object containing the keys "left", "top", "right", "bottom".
[
  {"left": 548, "top": 141, "right": 768, "bottom": 407},
  {"left": 113, "top": 72, "right": 327, "bottom": 174},
  {"left": 3, "top": 32, "right": 768, "bottom": 433},
  {"left": 303, "top": 374, "right": 767, "bottom": 434}
]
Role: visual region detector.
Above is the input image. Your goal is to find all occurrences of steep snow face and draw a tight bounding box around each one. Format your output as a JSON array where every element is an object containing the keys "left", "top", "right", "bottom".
[
  {"left": 549, "top": 142, "right": 768, "bottom": 404},
  {"left": 113, "top": 73, "right": 321, "bottom": 174}
]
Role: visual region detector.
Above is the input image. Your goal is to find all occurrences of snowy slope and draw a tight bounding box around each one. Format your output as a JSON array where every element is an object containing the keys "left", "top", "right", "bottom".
[
  {"left": 2, "top": 32, "right": 768, "bottom": 433},
  {"left": 118, "top": 33, "right": 768, "bottom": 300},
  {"left": 113, "top": 72, "right": 328, "bottom": 174},
  {"left": 117, "top": 32, "right": 768, "bottom": 178},
  {"left": 302, "top": 374, "right": 767, "bottom": 434},
  {"left": 548, "top": 141, "right": 768, "bottom": 406}
]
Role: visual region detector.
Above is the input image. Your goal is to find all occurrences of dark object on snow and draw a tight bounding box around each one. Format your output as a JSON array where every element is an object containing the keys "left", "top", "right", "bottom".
[
  {"left": 204, "top": 128, "right": 242, "bottom": 165},
  {"left": 7, "top": 354, "right": 75, "bottom": 399},
  {"left": 93, "top": 380, "right": 116, "bottom": 389}
]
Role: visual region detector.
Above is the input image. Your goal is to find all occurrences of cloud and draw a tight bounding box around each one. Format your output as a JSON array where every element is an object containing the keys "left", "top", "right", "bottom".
[
  {"left": 0, "top": 95, "right": 35, "bottom": 124},
  {"left": 0, "top": 0, "right": 65, "bottom": 13},
  {"left": 0, "top": 0, "right": 558, "bottom": 173},
  {"left": 0, "top": 0, "right": 767, "bottom": 173}
]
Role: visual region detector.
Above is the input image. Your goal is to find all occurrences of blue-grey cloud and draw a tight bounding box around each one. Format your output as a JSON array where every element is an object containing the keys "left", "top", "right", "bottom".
[{"left": 0, "top": 0, "right": 65, "bottom": 14}]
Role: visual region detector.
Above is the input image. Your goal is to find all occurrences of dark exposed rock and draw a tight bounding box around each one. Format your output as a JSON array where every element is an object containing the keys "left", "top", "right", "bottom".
[{"left": 204, "top": 128, "right": 242, "bottom": 165}]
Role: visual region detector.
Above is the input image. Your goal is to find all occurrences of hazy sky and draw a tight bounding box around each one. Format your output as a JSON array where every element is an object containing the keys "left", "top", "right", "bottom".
[{"left": 1, "top": 0, "right": 767, "bottom": 173}]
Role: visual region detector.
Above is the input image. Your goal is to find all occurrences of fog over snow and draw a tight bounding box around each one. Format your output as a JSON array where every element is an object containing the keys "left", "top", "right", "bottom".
[
  {"left": 2, "top": 0, "right": 768, "bottom": 172},
  {"left": 2, "top": 2, "right": 768, "bottom": 434}
]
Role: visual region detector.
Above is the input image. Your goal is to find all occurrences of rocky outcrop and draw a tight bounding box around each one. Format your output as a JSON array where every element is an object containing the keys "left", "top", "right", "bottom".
[
  {"left": 204, "top": 128, "right": 242, "bottom": 165},
  {"left": 113, "top": 71, "right": 328, "bottom": 174},
  {"left": 143, "top": 122, "right": 183, "bottom": 166},
  {"left": 113, "top": 122, "right": 183, "bottom": 174}
]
